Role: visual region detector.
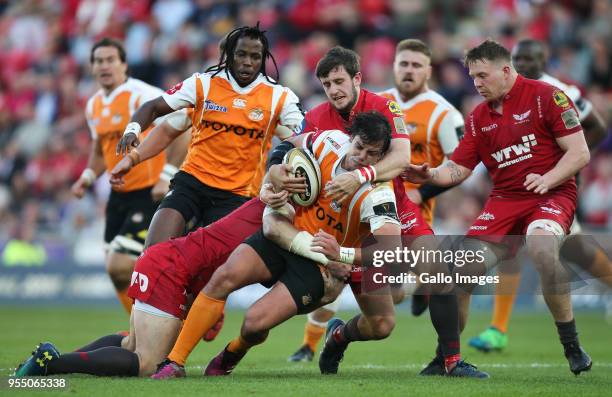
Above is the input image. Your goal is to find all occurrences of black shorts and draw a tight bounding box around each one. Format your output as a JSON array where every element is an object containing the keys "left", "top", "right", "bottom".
[
  {"left": 158, "top": 171, "right": 250, "bottom": 229},
  {"left": 105, "top": 186, "right": 158, "bottom": 254},
  {"left": 245, "top": 230, "right": 325, "bottom": 314}
]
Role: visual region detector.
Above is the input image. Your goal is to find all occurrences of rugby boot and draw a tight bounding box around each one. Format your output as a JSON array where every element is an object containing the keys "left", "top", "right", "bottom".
[
  {"left": 150, "top": 359, "right": 186, "bottom": 379},
  {"left": 288, "top": 345, "right": 314, "bottom": 362},
  {"left": 14, "top": 342, "right": 60, "bottom": 377},
  {"left": 564, "top": 343, "right": 592, "bottom": 375},
  {"left": 446, "top": 360, "right": 490, "bottom": 379},
  {"left": 418, "top": 355, "right": 445, "bottom": 376},
  {"left": 468, "top": 326, "right": 508, "bottom": 352},
  {"left": 319, "top": 318, "right": 347, "bottom": 374},
  {"left": 204, "top": 346, "right": 245, "bottom": 376}
]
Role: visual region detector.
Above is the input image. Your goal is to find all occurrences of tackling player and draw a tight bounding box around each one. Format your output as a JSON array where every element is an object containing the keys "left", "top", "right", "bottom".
[
  {"left": 404, "top": 39, "right": 592, "bottom": 376},
  {"left": 282, "top": 46, "right": 483, "bottom": 378},
  {"left": 70, "top": 38, "right": 186, "bottom": 314},
  {"left": 13, "top": 189, "right": 288, "bottom": 377},
  {"left": 151, "top": 111, "right": 401, "bottom": 378},
  {"left": 468, "top": 38, "right": 611, "bottom": 353}
]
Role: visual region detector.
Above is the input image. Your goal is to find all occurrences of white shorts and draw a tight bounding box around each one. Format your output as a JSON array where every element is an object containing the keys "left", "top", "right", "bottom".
[{"left": 133, "top": 299, "right": 178, "bottom": 319}]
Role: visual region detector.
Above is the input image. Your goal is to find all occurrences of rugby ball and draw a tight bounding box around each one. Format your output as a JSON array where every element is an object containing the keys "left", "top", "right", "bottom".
[{"left": 283, "top": 148, "right": 321, "bottom": 207}]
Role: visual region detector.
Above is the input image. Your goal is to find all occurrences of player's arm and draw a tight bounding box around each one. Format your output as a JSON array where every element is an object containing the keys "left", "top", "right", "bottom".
[
  {"left": 524, "top": 131, "right": 590, "bottom": 194},
  {"left": 312, "top": 184, "right": 401, "bottom": 267},
  {"left": 71, "top": 137, "right": 105, "bottom": 198},
  {"left": 116, "top": 96, "right": 175, "bottom": 155},
  {"left": 274, "top": 88, "right": 306, "bottom": 140},
  {"left": 110, "top": 113, "right": 189, "bottom": 187},
  {"left": 117, "top": 75, "right": 198, "bottom": 155},
  {"left": 404, "top": 160, "right": 472, "bottom": 187}
]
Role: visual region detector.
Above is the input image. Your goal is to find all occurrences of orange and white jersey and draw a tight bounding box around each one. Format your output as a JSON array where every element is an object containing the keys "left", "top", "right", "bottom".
[
  {"left": 162, "top": 71, "right": 304, "bottom": 197},
  {"left": 379, "top": 88, "right": 463, "bottom": 224},
  {"left": 86, "top": 77, "right": 166, "bottom": 192},
  {"left": 293, "top": 130, "right": 399, "bottom": 248}
]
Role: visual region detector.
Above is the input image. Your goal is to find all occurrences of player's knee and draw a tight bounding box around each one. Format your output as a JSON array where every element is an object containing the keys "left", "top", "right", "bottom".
[
  {"left": 106, "top": 257, "right": 134, "bottom": 290},
  {"left": 369, "top": 315, "right": 395, "bottom": 340},
  {"left": 241, "top": 313, "right": 270, "bottom": 343}
]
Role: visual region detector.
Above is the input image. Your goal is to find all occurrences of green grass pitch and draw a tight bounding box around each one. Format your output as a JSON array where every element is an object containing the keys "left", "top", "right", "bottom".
[{"left": 1, "top": 306, "right": 611, "bottom": 396}]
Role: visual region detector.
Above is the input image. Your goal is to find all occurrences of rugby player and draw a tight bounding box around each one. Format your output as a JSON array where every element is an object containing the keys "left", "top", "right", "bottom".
[
  {"left": 13, "top": 187, "right": 288, "bottom": 377},
  {"left": 468, "top": 38, "right": 611, "bottom": 353},
  {"left": 70, "top": 38, "right": 186, "bottom": 314},
  {"left": 281, "top": 47, "right": 485, "bottom": 378},
  {"left": 153, "top": 111, "right": 402, "bottom": 379},
  {"left": 404, "top": 39, "right": 593, "bottom": 376},
  {"left": 288, "top": 39, "right": 466, "bottom": 362},
  {"left": 114, "top": 23, "right": 303, "bottom": 246}
]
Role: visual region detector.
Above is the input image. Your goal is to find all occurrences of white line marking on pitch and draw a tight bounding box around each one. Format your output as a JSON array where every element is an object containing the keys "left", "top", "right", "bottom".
[{"left": 2, "top": 363, "right": 611, "bottom": 374}]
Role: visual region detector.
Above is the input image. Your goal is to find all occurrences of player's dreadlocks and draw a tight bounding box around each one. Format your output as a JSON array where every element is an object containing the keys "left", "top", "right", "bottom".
[{"left": 207, "top": 22, "right": 280, "bottom": 85}]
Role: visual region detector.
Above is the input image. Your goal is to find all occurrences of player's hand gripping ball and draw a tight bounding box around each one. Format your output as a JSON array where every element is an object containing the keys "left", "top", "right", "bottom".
[{"left": 282, "top": 148, "right": 321, "bottom": 207}]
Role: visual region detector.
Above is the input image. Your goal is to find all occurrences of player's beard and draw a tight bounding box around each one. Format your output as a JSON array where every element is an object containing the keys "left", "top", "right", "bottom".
[{"left": 335, "top": 85, "right": 359, "bottom": 115}]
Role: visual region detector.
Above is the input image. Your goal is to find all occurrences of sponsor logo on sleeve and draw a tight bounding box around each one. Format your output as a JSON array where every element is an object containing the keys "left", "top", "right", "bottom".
[
  {"left": 388, "top": 100, "right": 403, "bottom": 116},
  {"left": 561, "top": 108, "right": 580, "bottom": 129},
  {"left": 373, "top": 202, "right": 399, "bottom": 220},
  {"left": 553, "top": 90, "right": 570, "bottom": 108},
  {"left": 393, "top": 117, "right": 408, "bottom": 135},
  {"left": 166, "top": 81, "right": 183, "bottom": 95}
]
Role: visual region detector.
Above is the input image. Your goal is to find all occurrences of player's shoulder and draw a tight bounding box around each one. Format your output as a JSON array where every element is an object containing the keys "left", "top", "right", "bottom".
[
  {"left": 306, "top": 101, "right": 331, "bottom": 120},
  {"left": 538, "top": 73, "right": 581, "bottom": 102},
  {"left": 363, "top": 89, "right": 403, "bottom": 116},
  {"left": 423, "top": 90, "right": 459, "bottom": 111},
  {"left": 312, "top": 129, "right": 349, "bottom": 148},
  {"left": 376, "top": 88, "right": 397, "bottom": 102}
]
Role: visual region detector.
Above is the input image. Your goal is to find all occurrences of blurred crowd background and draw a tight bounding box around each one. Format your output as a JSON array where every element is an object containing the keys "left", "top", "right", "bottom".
[{"left": 0, "top": 0, "right": 610, "bottom": 266}]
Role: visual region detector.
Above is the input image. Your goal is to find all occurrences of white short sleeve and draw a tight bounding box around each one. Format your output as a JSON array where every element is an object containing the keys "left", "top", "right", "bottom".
[
  {"left": 360, "top": 184, "right": 400, "bottom": 233},
  {"left": 438, "top": 109, "right": 464, "bottom": 155},
  {"left": 165, "top": 110, "right": 192, "bottom": 131},
  {"left": 161, "top": 73, "right": 200, "bottom": 110},
  {"left": 278, "top": 88, "right": 305, "bottom": 135}
]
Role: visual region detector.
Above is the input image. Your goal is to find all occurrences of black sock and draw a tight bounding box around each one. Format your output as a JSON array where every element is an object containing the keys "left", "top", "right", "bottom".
[
  {"left": 428, "top": 294, "right": 460, "bottom": 358},
  {"left": 332, "top": 315, "right": 365, "bottom": 346},
  {"left": 74, "top": 334, "right": 125, "bottom": 352},
  {"left": 556, "top": 319, "right": 578, "bottom": 347},
  {"left": 47, "top": 347, "right": 139, "bottom": 377}
]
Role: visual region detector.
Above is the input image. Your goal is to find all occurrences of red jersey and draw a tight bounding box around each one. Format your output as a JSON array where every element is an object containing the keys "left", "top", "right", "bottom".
[
  {"left": 303, "top": 89, "right": 410, "bottom": 140},
  {"left": 451, "top": 75, "right": 582, "bottom": 201},
  {"left": 169, "top": 198, "right": 265, "bottom": 293}
]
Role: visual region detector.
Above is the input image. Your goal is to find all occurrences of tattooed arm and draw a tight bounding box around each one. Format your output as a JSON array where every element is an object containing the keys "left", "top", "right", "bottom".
[
  {"left": 431, "top": 161, "right": 472, "bottom": 186},
  {"left": 403, "top": 160, "right": 472, "bottom": 187}
]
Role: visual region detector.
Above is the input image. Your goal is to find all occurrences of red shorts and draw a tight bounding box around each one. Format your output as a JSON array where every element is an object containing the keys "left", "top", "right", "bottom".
[
  {"left": 128, "top": 243, "right": 192, "bottom": 319},
  {"left": 128, "top": 198, "right": 266, "bottom": 319},
  {"left": 467, "top": 194, "right": 576, "bottom": 254}
]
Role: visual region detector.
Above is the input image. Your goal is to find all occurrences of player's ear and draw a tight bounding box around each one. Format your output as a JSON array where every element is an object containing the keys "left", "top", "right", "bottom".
[{"left": 353, "top": 71, "right": 362, "bottom": 87}]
